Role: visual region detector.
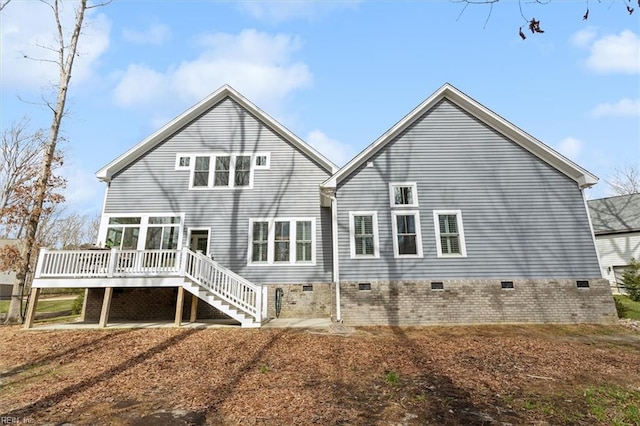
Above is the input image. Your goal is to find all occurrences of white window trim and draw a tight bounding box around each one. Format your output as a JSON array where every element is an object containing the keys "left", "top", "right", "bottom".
[
  {"left": 349, "top": 211, "right": 380, "bottom": 259},
  {"left": 433, "top": 210, "right": 467, "bottom": 258},
  {"left": 247, "top": 217, "right": 316, "bottom": 266},
  {"left": 185, "top": 152, "right": 256, "bottom": 190},
  {"left": 389, "top": 182, "right": 419, "bottom": 208},
  {"left": 391, "top": 210, "right": 423, "bottom": 258},
  {"left": 99, "top": 212, "right": 186, "bottom": 251},
  {"left": 254, "top": 152, "right": 271, "bottom": 170},
  {"left": 174, "top": 154, "right": 192, "bottom": 170}
]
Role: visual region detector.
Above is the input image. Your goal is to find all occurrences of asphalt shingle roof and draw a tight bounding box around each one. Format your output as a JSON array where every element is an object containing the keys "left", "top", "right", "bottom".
[{"left": 588, "top": 193, "right": 640, "bottom": 235}]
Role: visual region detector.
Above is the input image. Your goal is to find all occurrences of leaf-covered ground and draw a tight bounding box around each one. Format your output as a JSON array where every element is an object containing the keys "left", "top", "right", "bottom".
[{"left": 1, "top": 323, "right": 639, "bottom": 425}]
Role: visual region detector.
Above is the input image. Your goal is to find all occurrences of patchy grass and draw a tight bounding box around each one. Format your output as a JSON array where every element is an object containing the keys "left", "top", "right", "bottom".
[
  {"left": 614, "top": 295, "right": 640, "bottom": 320},
  {"left": 0, "top": 297, "right": 76, "bottom": 314},
  {"left": 585, "top": 385, "right": 640, "bottom": 425}
]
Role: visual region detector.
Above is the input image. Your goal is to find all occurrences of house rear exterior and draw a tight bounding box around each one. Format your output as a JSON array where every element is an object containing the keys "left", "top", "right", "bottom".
[
  {"left": 28, "top": 83, "right": 617, "bottom": 327},
  {"left": 322, "top": 84, "right": 616, "bottom": 325},
  {"left": 86, "top": 86, "right": 337, "bottom": 323}
]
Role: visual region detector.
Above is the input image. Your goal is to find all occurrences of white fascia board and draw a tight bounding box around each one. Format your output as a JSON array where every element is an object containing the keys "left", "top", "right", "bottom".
[
  {"left": 322, "top": 83, "right": 598, "bottom": 189},
  {"left": 96, "top": 85, "right": 338, "bottom": 181}
]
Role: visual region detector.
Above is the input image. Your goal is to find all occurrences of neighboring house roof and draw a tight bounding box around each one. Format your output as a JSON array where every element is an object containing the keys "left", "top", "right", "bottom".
[
  {"left": 588, "top": 193, "right": 640, "bottom": 235},
  {"left": 96, "top": 85, "right": 339, "bottom": 181},
  {"left": 321, "top": 83, "right": 598, "bottom": 190}
]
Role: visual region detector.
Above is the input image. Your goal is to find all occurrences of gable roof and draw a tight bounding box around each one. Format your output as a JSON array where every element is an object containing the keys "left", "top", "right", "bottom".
[
  {"left": 321, "top": 83, "right": 598, "bottom": 190},
  {"left": 96, "top": 85, "right": 338, "bottom": 181},
  {"left": 588, "top": 193, "right": 640, "bottom": 235}
]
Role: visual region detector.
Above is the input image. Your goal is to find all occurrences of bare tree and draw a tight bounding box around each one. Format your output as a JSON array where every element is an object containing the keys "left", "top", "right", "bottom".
[
  {"left": 0, "top": 119, "right": 66, "bottom": 240},
  {"left": 3, "top": 0, "right": 111, "bottom": 324},
  {"left": 607, "top": 165, "right": 640, "bottom": 195},
  {"left": 40, "top": 210, "right": 100, "bottom": 249},
  {"left": 452, "top": 0, "right": 637, "bottom": 39}
]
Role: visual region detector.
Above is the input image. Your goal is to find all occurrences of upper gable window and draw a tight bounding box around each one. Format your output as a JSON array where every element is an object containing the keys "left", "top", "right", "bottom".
[
  {"left": 193, "top": 157, "right": 210, "bottom": 187},
  {"left": 213, "top": 156, "right": 230, "bottom": 187},
  {"left": 186, "top": 153, "right": 262, "bottom": 189},
  {"left": 255, "top": 154, "right": 270, "bottom": 170},
  {"left": 389, "top": 183, "right": 418, "bottom": 208},
  {"left": 235, "top": 156, "right": 251, "bottom": 186},
  {"left": 175, "top": 155, "right": 191, "bottom": 170}
]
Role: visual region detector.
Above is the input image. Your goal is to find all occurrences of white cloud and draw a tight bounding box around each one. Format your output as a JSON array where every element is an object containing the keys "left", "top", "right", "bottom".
[
  {"left": 306, "top": 130, "right": 356, "bottom": 167},
  {"left": 112, "top": 29, "right": 312, "bottom": 113},
  {"left": 585, "top": 30, "right": 640, "bottom": 74},
  {"left": 122, "top": 23, "right": 171, "bottom": 45},
  {"left": 113, "top": 64, "right": 166, "bottom": 107},
  {"left": 591, "top": 98, "right": 640, "bottom": 117},
  {"left": 570, "top": 27, "right": 597, "bottom": 48},
  {"left": 238, "top": 1, "right": 361, "bottom": 23},
  {"left": 0, "top": 1, "right": 111, "bottom": 90},
  {"left": 555, "top": 137, "right": 583, "bottom": 160}
]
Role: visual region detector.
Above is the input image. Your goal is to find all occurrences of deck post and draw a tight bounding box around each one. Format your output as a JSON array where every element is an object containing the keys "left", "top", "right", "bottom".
[
  {"left": 34, "top": 248, "right": 47, "bottom": 279},
  {"left": 179, "top": 247, "right": 189, "bottom": 276},
  {"left": 189, "top": 293, "right": 198, "bottom": 322},
  {"left": 80, "top": 288, "right": 89, "bottom": 322},
  {"left": 99, "top": 287, "right": 113, "bottom": 328},
  {"left": 107, "top": 248, "right": 117, "bottom": 277},
  {"left": 23, "top": 288, "right": 41, "bottom": 329},
  {"left": 175, "top": 286, "right": 185, "bottom": 327}
]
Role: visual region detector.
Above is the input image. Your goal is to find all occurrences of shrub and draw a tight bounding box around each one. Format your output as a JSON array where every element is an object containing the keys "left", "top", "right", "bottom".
[
  {"left": 621, "top": 258, "right": 640, "bottom": 302},
  {"left": 614, "top": 296, "right": 628, "bottom": 318},
  {"left": 71, "top": 292, "right": 84, "bottom": 315}
]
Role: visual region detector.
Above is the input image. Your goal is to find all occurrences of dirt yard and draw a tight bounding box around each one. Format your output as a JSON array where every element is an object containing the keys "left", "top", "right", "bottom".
[{"left": 1, "top": 323, "right": 639, "bottom": 425}]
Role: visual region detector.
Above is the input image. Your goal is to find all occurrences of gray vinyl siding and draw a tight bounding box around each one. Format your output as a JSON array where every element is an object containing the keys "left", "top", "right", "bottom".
[
  {"left": 337, "top": 99, "right": 601, "bottom": 280},
  {"left": 103, "top": 97, "right": 332, "bottom": 284}
]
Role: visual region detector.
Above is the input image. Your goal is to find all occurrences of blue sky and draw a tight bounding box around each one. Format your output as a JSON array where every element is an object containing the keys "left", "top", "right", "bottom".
[{"left": 1, "top": 0, "right": 639, "bottom": 215}]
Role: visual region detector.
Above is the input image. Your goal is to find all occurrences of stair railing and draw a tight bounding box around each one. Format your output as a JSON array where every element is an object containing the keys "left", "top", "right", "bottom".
[{"left": 182, "top": 248, "right": 262, "bottom": 323}]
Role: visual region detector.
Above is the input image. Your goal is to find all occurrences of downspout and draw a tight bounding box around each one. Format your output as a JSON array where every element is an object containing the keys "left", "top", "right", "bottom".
[
  {"left": 581, "top": 186, "right": 604, "bottom": 279},
  {"left": 331, "top": 193, "right": 341, "bottom": 322}
]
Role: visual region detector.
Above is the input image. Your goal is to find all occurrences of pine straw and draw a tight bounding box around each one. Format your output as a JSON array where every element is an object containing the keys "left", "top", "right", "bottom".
[{"left": 1, "top": 324, "right": 639, "bottom": 425}]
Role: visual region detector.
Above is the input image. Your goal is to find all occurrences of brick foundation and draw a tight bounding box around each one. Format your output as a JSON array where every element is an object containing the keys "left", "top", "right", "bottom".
[
  {"left": 339, "top": 279, "right": 618, "bottom": 326},
  {"left": 263, "top": 283, "right": 332, "bottom": 319},
  {"left": 84, "top": 288, "right": 228, "bottom": 322}
]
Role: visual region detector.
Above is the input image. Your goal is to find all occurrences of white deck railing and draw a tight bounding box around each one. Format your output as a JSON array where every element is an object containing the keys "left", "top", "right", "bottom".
[
  {"left": 34, "top": 247, "right": 262, "bottom": 323},
  {"left": 35, "top": 248, "right": 184, "bottom": 278}
]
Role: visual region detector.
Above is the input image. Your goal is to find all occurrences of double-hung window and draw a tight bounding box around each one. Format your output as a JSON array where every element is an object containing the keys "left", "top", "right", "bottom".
[
  {"left": 235, "top": 156, "right": 251, "bottom": 186},
  {"left": 213, "top": 156, "right": 230, "bottom": 186},
  {"left": 193, "top": 157, "right": 210, "bottom": 187},
  {"left": 433, "top": 210, "right": 467, "bottom": 257},
  {"left": 391, "top": 211, "right": 423, "bottom": 257},
  {"left": 349, "top": 212, "right": 380, "bottom": 258},
  {"left": 249, "top": 218, "right": 315, "bottom": 265},
  {"left": 251, "top": 221, "right": 269, "bottom": 262},
  {"left": 296, "top": 221, "right": 313, "bottom": 262},
  {"left": 274, "top": 221, "right": 291, "bottom": 263},
  {"left": 389, "top": 182, "right": 422, "bottom": 257}
]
